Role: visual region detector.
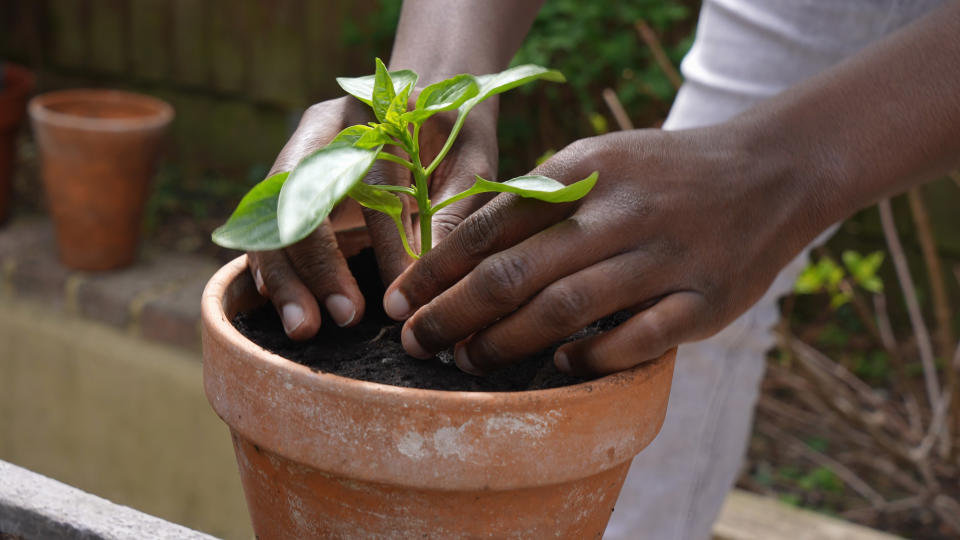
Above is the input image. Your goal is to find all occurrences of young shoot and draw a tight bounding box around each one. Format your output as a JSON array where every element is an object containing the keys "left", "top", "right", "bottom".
[{"left": 212, "top": 59, "right": 597, "bottom": 259}]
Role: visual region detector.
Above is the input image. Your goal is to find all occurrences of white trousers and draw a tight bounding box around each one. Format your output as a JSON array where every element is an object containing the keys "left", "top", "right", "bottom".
[{"left": 605, "top": 1, "right": 945, "bottom": 538}]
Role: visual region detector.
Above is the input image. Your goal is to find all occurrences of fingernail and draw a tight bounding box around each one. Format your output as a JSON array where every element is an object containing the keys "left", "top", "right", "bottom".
[
  {"left": 324, "top": 294, "right": 356, "bottom": 327},
  {"left": 254, "top": 268, "right": 265, "bottom": 294},
  {"left": 555, "top": 350, "right": 571, "bottom": 373},
  {"left": 401, "top": 325, "right": 430, "bottom": 359},
  {"left": 384, "top": 289, "right": 411, "bottom": 320},
  {"left": 455, "top": 344, "right": 483, "bottom": 376},
  {"left": 281, "top": 303, "right": 305, "bottom": 335}
]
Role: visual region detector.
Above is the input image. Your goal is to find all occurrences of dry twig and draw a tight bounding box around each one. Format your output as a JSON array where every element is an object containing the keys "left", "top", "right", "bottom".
[
  {"left": 907, "top": 188, "right": 955, "bottom": 358},
  {"left": 634, "top": 20, "right": 683, "bottom": 91},
  {"left": 757, "top": 420, "right": 886, "bottom": 507},
  {"left": 878, "top": 199, "right": 941, "bottom": 410},
  {"left": 601, "top": 88, "right": 635, "bottom": 131}
]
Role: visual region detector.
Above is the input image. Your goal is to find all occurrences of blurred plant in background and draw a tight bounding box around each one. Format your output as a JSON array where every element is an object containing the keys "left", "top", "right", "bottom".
[
  {"left": 342, "top": 0, "right": 697, "bottom": 177},
  {"left": 742, "top": 186, "right": 960, "bottom": 538},
  {"left": 514, "top": 0, "right": 692, "bottom": 114}
]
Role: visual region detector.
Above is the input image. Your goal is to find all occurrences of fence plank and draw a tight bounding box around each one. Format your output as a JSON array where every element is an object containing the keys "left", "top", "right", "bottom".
[{"left": 130, "top": 0, "right": 171, "bottom": 81}]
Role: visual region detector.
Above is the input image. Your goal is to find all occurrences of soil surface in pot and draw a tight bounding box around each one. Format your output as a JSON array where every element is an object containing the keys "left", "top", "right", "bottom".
[{"left": 235, "top": 249, "right": 628, "bottom": 392}]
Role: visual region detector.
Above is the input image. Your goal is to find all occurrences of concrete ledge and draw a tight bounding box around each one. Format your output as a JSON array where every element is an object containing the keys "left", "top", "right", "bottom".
[
  {"left": 713, "top": 490, "right": 903, "bottom": 540},
  {"left": 0, "top": 460, "right": 216, "bottom": 540},
  {"left": 0, "top": 298, "right": 250, "bottom": 539}
]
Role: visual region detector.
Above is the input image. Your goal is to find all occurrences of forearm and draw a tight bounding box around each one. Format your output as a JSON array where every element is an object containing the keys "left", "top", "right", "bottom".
[
  {"left": 737, "top": 2, "right": 960, "bottom": 242},
  {"left": 388, "top": 0, "right": 545, "bottom": 83}
]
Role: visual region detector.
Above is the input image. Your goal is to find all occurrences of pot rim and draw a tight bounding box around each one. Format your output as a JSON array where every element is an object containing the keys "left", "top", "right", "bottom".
[
  {"left": 28, "top": 88, "right": 174, "bottom": 132},
  {"left": 203, "top": 254, "right": 659, "bottom": 403}
]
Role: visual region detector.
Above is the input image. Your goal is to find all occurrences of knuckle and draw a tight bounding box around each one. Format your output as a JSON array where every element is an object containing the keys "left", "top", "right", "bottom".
[
  {"left": 457, "top": 210, "right": 500, "bottom": 259},
  {"left": 478, "top": 253, "right": 530, "bottom": 307},
  {"left": 431, "top": 209, "right": 468, "bottom": 240},
  {"left": 564, "top": 137, "right": 594, "bottom": 159},
  {"left": 260, "top": 261, "right": 291, "bottom": 290},
  {"left": 302, "top": 102, "right": 327, "bottom": 121},
  {"left": 287, "top": 249, "right": 335, "bottom": 282},
  {"left": 539, "top": 284, "right": 591, "bottom": 330},
  {"left": 640, "top": 308, "right": 671, "bottom": 345}
]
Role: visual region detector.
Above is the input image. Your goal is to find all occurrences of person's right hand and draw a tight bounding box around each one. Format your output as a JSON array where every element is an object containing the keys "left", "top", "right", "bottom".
[{"left": 248, "top": 96, "right": 499, "bottom": 339}]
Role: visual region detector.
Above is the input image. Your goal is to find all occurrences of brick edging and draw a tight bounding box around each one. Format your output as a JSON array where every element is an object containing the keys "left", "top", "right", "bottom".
[{"left": 0, "top": 218, "right": 218, "bottom": 352}]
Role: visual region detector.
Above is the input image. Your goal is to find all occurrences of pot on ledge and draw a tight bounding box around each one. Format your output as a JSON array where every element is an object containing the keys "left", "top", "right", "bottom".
[
  {"left": 0, "top": 63, "right": 35, "bottom": 224},
  {"left": 29, "top": 89, "right": 173, "bottom": 270}
]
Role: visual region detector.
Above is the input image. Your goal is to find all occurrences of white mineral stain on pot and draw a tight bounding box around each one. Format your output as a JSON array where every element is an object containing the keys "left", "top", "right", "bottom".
[
  {"left": 433, "top": 426, "right": 471, "bottom": 460},
  {"left": 483, "top": 411, "right": 560, "bottom": 438},
  {"left": 396, "top": 431, "right": 426, "bottom": 459}
]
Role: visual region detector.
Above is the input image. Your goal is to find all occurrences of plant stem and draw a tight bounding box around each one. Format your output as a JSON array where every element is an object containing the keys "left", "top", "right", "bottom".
[
  {"left": 376, "top": 151, "right": 417, "bottom": 171},
  {"left": 369, "top": 184, "right": 417, "bottom": 196},
  {"left": 406, "top": 127, "right": 432, "bottom": 256},
  {"left": 393, "top": 214, "right": 419, "bottom": 260},
  {"left": 425, "top": 110, "right": 468, "bottom": 176},
  {"left": 430, "top": 186, "right": 479, "bottom": 214},
  {"left": 412, "top": 168, "right": 431, "bottom": 254}
]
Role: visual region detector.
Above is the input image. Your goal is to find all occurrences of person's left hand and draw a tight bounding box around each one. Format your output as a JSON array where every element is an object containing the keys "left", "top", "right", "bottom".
[{"left": 382, "top": 126, "right": 828, "bottom": 377}]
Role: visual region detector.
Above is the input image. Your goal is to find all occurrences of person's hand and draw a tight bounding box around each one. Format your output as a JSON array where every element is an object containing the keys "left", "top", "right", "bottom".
[
  {"left": 249, "top": 96, "right": 498, "bottom": 339},
  {"left": 384, "top": 127, "right": 828, "bottom": 376}
]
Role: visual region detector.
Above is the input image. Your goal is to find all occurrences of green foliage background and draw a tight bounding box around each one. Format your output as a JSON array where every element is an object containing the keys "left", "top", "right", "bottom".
[{"left": 354, "top": 0, "right": 697, "bottom": 177}]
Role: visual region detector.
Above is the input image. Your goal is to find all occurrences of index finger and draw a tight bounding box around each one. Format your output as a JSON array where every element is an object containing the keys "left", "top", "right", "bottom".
[{"left": 383, "top": 194, "right": 571, "bottom": 320}]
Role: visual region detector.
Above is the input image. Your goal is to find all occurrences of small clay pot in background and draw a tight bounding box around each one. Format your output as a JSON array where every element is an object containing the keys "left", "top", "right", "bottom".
[
  {"left": 0, "top": 63, "right": 35, "bottom": 224},
  {"left": 29, "top": 89, "right": 173, "bottom": 271}
]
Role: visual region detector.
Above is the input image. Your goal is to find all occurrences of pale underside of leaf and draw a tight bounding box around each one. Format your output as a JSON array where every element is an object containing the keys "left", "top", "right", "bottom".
[
  {"left": 336, "top": 70, "right": 418, "bottom": 107},
  {"left": 461, "top": 65, "right": 565, "bottom": 113},
  {"left": 277, "top": 143, "right": 381, "bottom": 245},
  {"left": 473, "top": 172, "right": 598, "bottom": 203}
]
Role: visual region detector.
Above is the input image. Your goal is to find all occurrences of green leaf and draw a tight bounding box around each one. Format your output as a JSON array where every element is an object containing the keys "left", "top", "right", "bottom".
[
  {"left": 843, "top": 250, "right": 884, "bottom": 291},
  {"left": 277, "top": 142, "right": 381, "bottom": 245},
  {"left": 371, "top": 58, "right": 396, "bottom": 123},
  {"left": 355, "top": 124, "right": 394, "bottom": 149},
  {"left": 473, "top": 172, "right": 597, "bottom": 203},
  {"left": 331, "top": 125, "right": 372, "bottom": 145},
  {"left": 348, "top": 182, "right": 403, "bottom": 219},
  {"left": 336, "top": 65, "right": 418, "bottom": 107},
  {"left": 384, "top": 83, "right": 412, "bottom": 131},
  {"left": 211, "top": 172, "right": 288, "bottom": 251},
  {"left": 401, "top": 74, "right": 479, "bottom": 123},
  {"left": 461, "top": 65, "right": 565, "bottom": 112},
  {"left": 348, "top": 182, "right": 417, "bottom": 259},
  {"left": 794, "top": 265, "right": 824, "bottom": 294},
  {"left": 829, "top": 291, "right": 852, "bottom": 309}
]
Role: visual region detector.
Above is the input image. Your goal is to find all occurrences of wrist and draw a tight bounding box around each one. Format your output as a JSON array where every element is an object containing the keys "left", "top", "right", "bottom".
[{"left": 720, "top": 115, "right": 839, "bottom": 259}]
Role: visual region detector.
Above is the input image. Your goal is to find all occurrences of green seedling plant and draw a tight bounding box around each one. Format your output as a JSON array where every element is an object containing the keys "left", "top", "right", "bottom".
[{"left": 212, "top": 59, "right": 597, "bottom": 258}]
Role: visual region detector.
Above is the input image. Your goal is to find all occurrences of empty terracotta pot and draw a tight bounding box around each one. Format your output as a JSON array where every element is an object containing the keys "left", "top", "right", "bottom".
[
  {"left": 29, "top": 89, "right": 173, "bottom": 270},
  {"left": 202, "top": 255, "right": 676, "bottom": 539},
  {"left": 0, "top": 63, "right": 35, "bottom": 224}
]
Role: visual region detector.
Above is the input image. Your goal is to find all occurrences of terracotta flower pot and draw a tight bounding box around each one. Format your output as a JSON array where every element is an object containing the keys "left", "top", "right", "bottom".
[
  {"left": 29, "top": 89, "right": 173, "bottom": 270},
  {"left": 202, "top": 255, "right": 676, "bottom": 539},
  {"left": 0, "top": 63, "right": 35, "bottom": 224}
]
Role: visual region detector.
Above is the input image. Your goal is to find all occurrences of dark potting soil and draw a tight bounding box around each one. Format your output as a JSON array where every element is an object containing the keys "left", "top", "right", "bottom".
[{"left": 234, "top": 249, "right": 629, "bottom": 392}]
